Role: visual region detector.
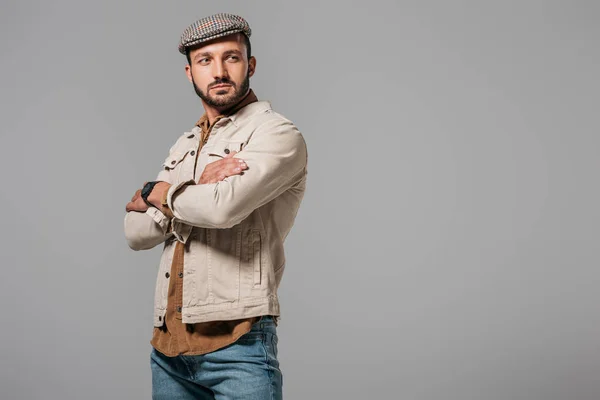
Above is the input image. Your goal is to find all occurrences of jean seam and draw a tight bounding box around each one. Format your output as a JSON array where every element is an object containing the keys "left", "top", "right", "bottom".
[{"left": 260, "top": 333, "right": 274, "bottom": 400}]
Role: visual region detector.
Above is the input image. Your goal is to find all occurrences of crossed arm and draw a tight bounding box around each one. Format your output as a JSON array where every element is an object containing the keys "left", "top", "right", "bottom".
[
  {"left": 123, "top": 118, "right": 307, "bottom": 250},
  {"left": 124, "top": 150, "right": 247, "bottom": 250}
]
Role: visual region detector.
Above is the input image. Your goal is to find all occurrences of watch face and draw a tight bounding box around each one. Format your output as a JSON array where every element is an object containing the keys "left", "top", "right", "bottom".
[{"left": 141, "top": 182, "right": 154, "bottom": 198}]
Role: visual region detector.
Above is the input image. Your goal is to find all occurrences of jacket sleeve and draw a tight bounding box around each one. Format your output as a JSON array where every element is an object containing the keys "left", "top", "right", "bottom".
[
  {"left": 123, "top": 163, "right": 174, "bottom": 251},
  {"left": 166, "top": 118, "right": 307, "bottom": 229}
]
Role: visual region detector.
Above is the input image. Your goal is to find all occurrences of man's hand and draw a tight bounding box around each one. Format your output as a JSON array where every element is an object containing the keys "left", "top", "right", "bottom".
[
  {"left": 199, "top": 151, "right": 248, "bottom": 184},
  {"left": 125, "top": 181, "right": 171, "bottom": 213},
  {"left": 147, "top": 181, "right": 172, "bottom": 210},
  {"left": 126, "top": 188, "right": 149, "bottom": 212}
]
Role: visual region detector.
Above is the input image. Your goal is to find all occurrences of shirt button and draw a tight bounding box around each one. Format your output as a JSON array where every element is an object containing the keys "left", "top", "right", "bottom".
[
  {"left": 190, "top": 150, "right": 195, "bottom": 156},
  {"left": 224, "top": 148, "right": 230, "bottom": 154},
  {"left": 165, "top": 272, "right": 170, "bottom": 278},
  {"left": 178, "top": 272, "right": 183, "bottom": 278},
  {"left": 176, "top": 306, "right": 182, "bottom": 313}
]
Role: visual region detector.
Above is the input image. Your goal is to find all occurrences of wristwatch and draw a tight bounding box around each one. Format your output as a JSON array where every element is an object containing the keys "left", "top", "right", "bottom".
[{"left": 141, "top": 181, "right": 163, "bottom": 207}]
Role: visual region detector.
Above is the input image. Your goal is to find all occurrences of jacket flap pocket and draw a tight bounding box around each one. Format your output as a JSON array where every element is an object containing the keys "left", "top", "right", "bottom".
[
  {"left": 208, "top": 141, "right": 244, "bottom": 158},
  {"left": 163, "top": 151, "right": 189, "bottom": 170}
]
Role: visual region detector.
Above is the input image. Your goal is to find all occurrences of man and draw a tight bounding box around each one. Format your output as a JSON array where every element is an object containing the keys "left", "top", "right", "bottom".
[{"left": 123, "top": 13, "right": 307, "bottom": 399}]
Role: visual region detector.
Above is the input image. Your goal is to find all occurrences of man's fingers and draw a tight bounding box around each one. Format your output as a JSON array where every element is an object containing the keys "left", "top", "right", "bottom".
[
  {"left": 131, "top": 190, "right": 140, "bottom": 202},
  {"left": 199, "top": 156, "right": 248, "bottom": 184},
  {"left": 207, "top": 156, "right": 245, "bottom": 168},
  {"left": 220, "top": 159, "right": 248, "bottom": 177},
  {"left": 231, "top": 158, "right": 247, "bottom": 174},
  {"left": 126, "top": 188, "right": 151, "bottom": 212},
  {"left": 237, "top": 158, "right": 247, "bottom": 168},
  {"left": 214, "top": 160, "right": 247, "bottom": 180},
  {"left": 229, "top": 164, "right": 243, "bottom": 174},
  {"left": 224, "top": 150, "right": 238, "bottom": 158},
  {"left": 131, "top": 189, "right": 142, "bottom": 202}
]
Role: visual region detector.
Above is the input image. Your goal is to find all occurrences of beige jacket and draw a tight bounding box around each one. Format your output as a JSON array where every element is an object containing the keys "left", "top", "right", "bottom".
[{"left": 124, "top": 101, "right": 307, "bottom": 326}]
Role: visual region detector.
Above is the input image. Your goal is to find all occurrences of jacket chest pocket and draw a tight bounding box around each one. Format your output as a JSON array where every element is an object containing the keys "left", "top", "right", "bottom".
[
  {"left": 163, "top": 149, "right": 196, "bottom": 184},
  {"left": 207, "top": 140, "right": 245, "bottom": 162}
]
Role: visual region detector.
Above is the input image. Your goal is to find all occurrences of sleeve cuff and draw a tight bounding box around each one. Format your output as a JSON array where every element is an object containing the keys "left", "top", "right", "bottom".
[
  {"left": 144, "top": 207, "right": 171, "bottom": 234},
  {"left": 166, "top": 179, "right": 196, "bottom": 216},
  {"left": 160, "top": 187, "right": 175, "bottom": 219}
]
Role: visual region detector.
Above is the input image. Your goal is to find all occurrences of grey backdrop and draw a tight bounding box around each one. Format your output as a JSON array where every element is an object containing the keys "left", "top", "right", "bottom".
[{"left": 1, "top": 1, "right": 599, "bottom": 399}]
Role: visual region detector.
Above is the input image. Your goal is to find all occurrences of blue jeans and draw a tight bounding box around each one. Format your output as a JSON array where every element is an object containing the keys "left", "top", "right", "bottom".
[{"left": 150, "top": 316, "right": 283, "bottom": 399}]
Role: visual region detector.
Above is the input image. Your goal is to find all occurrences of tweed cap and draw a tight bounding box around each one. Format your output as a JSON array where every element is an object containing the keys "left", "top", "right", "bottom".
[{"left": 178, "top": 13, "right": 251, "bottom": 55}]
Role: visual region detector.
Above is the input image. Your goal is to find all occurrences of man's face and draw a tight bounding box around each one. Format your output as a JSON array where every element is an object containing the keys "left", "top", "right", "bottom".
[{"left": 185, "top": 33, "right": 255, "bottom": 109}]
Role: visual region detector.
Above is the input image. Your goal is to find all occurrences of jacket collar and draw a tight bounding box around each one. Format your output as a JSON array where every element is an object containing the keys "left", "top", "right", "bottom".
[{"left": 228, "top": 100, "right": 272, "bottom": 127}]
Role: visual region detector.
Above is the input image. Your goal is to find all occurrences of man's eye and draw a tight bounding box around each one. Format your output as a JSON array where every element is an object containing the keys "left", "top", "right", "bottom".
[
  {"left": 199, "top": 58, "right": 209, "bottom": 64},
  {"left": 227, "top": 55, "right": 239, "bottom": 61}
]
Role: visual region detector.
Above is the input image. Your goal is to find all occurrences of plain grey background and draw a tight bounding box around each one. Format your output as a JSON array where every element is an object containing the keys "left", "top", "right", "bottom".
[{"left": 1, "top": 1, "right": 599, "bottom": 399}]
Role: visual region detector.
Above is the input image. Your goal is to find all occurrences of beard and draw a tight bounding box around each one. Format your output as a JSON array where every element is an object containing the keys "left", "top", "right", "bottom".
[{"left": 191, "top": 70, "right": 251, "bottom": 109}]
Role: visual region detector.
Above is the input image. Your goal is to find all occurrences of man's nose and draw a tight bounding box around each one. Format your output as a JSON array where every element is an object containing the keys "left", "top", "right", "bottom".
[{"left": 212, "top": 61, "right": 229, "bottom": 80}]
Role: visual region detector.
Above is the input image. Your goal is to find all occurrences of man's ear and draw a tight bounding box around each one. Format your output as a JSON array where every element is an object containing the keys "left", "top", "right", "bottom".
[
  {"left": 248, "top": 56, "right": 256, "bottom": 78},
  {"left": 184, "top": 64, "right": 193, "bottom": 83}
]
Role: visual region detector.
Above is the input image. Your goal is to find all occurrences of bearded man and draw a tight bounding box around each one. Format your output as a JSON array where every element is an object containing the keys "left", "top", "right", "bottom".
[{"left": 124, "top": 13, "right": 308, "bottom": 400}]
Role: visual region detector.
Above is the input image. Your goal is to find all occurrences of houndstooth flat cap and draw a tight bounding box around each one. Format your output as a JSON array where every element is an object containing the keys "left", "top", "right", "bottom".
[{"left": 178, "top": 13, "right": 251, "bottom": 55}]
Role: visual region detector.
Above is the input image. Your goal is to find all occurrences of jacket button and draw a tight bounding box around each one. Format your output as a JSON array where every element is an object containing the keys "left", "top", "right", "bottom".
[
  {"left": 171, "top": 160, "right": 176, "bottom": 165},
  {"left": 178, "top": 272, "right": 183, "bottom": 278},
  {"left": 165, "top": 272, "right": 170, "bottom": 278},
  {"left": 176, "top": 306, "right": 182, "bottom": 313},
  {"left": 190, "top": 150, "right": 195, "bottom": 156},
  {"left": 224, "top": 148, "right": 230, "bottom": 154}
]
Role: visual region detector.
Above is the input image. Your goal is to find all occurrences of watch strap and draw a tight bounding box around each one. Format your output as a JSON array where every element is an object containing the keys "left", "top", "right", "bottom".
[{"left": 141, "top": 181, "right": 163, "bottom": 206}]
